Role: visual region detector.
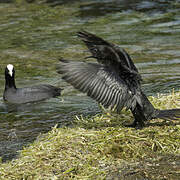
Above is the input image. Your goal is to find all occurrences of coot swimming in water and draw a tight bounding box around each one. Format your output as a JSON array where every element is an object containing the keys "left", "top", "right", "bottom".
[
  {"left": 57, "top": 31, "right": 180, "bottom": 128},
  {"left": 4, "top": 64, "right": 62, "bottom": 104}
]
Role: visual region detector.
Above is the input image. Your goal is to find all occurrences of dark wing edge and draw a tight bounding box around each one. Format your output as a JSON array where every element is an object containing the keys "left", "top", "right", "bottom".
[
  {"left": 57, "top": 59, "right": 136, "bottom": 112},
  {"left": 77, "top": 30, "right": 141, "bottom": 79},
  {"left": 77, "top": 30, "right": 111, "bottom": 46}
]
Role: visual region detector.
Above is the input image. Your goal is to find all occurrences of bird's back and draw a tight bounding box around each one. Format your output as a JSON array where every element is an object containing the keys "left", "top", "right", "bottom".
[{"left": 3, "top": 84, "right": 62, "bottom": 104}]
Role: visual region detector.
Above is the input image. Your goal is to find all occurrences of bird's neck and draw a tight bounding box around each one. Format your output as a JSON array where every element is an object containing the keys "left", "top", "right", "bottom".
[{"left": 5, "top": 76, "right": 16, "bottom": 90}]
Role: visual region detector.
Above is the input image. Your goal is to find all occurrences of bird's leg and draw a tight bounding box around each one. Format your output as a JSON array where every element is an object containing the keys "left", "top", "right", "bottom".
[{"left": 127, "top": 106, "right": 146, "bottom": 128}]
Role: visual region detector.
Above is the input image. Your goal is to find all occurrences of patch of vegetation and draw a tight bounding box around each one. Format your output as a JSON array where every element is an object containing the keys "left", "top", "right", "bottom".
[{"left": 0, "top": 91, "right": 179, "bottom": 179}]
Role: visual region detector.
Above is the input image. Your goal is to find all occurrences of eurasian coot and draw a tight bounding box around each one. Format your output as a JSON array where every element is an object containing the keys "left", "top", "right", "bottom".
[{"left": 4, "top": 64, "right": 62, "bottom": 104}]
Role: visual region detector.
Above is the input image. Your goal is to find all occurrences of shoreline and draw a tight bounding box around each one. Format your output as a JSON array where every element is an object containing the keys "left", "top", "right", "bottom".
[{"left": 0, "top": 91, "right": 180, "bottom": 179}]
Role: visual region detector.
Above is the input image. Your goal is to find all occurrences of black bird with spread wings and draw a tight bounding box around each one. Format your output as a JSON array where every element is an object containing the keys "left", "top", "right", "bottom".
[{"left": 57, "top": 31, "right": 180, "bottom": 128}]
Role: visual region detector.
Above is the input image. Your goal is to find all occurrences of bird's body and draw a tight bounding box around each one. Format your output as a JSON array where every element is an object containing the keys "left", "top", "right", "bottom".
[
  {"left": 57, "top": 31, "right": 180, "bottom": 128},
  {"left": 4, "top": 64, "right": 62, "bottom": 104}
]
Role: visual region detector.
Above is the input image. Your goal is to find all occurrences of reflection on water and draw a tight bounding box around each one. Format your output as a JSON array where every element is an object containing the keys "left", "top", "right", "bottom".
[
  {"left": 79, "top": 0, "right": 173, "bottom": 18},
  {"left": 0, "top": 0, "right": 179, "bottom": 161}
]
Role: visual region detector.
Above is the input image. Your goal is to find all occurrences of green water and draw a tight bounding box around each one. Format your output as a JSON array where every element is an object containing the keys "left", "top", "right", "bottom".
[{"left": 0, "top": 0, "right": 179, "bottom": 161}]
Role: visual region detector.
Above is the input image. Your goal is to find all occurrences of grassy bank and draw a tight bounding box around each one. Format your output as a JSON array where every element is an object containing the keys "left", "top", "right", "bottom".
[{"left": 0, "top": 91, "right": 180, "bottom": 179}]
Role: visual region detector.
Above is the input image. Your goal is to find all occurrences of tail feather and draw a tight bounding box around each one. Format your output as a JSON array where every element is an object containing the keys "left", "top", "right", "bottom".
[{"left": 156, "top": 109, "right": 180, "bottom": 121}]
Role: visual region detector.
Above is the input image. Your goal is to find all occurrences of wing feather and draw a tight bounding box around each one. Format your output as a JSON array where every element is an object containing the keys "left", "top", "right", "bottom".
[
  {"left": 77, "top": 31, "right": 141, "bottom": 80},
  {"left": 58, "top": 60, "right": 134, "bottom": 111}
]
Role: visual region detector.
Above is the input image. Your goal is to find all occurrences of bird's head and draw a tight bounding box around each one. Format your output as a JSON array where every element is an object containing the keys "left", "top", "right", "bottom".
[{"left": 5, "top": 64, "right": 15, "bottom": 77}]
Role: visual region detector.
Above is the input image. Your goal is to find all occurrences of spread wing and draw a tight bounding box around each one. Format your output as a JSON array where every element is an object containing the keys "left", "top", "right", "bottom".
[
  {"left": 77, "top": 31, "right": 140, "bottom": 78},
  {"left": 57, "top": 60, "right": 138, "bottom": 112}
]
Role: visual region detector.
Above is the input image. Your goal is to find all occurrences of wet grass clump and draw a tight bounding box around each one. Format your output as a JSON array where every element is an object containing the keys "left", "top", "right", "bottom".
[{"left": 0, "top": 91, "right": 180, "bottom": 179}]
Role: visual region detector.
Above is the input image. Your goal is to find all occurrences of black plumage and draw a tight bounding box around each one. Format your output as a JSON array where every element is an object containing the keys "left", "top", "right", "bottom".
[
  {"left": 57, "top": 31, "right": 180, "bottom": 127},
  {"left": 4, "top": 64, "right": 62, "bottom": 104}
]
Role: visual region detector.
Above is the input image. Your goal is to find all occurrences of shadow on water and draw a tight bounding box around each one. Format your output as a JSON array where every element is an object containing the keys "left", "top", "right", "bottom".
[
  {"left": 0, "top": 0, "right": 13, "bottom": 3},
  {"left": 45, "top": 0, "right": 175, "bottom": 15},
  {"left": 78, "top": 0, "right": 173, "bottom": 18},
  {"left": 0, "top": 0, "right": 179, "bottom": 162}
]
